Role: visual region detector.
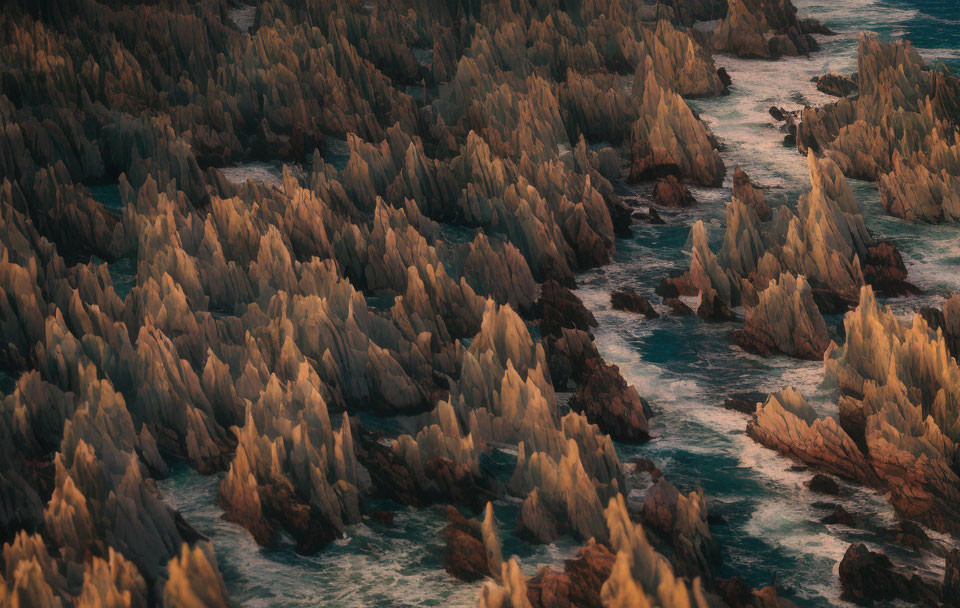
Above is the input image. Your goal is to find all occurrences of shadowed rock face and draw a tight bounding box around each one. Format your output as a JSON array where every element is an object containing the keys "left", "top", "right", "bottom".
[
  {"left": 799, "top": 34, "right": 960, "bottom": 223},
  {"left": 839, "top": 543, "right": 940, "bottom": 605}
]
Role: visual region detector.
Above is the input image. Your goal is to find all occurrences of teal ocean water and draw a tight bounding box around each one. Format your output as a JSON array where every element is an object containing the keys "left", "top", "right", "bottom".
[{"left": 156, "top": 2, "right": 960, "bottom": 606}]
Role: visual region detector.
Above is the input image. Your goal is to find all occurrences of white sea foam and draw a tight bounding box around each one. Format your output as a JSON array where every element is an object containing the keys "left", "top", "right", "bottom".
[{"left": 220, "top": 161, "right": 286, "bottom": 188}]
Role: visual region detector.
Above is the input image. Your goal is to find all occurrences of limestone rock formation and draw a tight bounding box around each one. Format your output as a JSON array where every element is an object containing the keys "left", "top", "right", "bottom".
[
  {"left": 674, "top": 152, "right": 910, "bottom": 330},
  {"left": 629, "top": 71, "right": 726, "bottom": 187},
  {"left": 163, "top": 544, "right": 231, "bottom": 608}
]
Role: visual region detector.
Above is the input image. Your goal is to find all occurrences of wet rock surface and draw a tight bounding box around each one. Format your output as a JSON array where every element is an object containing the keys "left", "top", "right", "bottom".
[{"left": 610, "top": 288, "right": 660, "bottom": 318}]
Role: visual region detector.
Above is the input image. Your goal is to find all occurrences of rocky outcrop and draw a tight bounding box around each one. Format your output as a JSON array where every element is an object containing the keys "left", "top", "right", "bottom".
[
  {"left": 799, "top": 34, "right": 960, "bottom": 223},
  {"left": 629, "top": 70, "right": 725, "bottom": 186},
  {"left": 815, "top": 73, "right": 858, "bottom": 98},
  {"left": 839, "top": 543, "right": 940, "bottom": 605},
  {"left": 601, "top": 494, "right": 711, "bottom": 607},
  {"left": 610, "top": 288, "right": 659, "bottom": 319},
  {"left": 641, "top": 478, "right": 720, "bottom": 578},
  {"left": 675, "top": 152, "right": 909, "bottom": 327},
  {"left": 0, "top": 0, "right": 802, "bottom": 605},
  {"left": 733, "top": 168, "right": 771, "bottom": 222},
  {"left": 163, "top": 544, "right": 231, "bottom": 608},
  {"left": 652, "top": 175, "right": 697, "bottom": 208},
  {"left": 734, "top": 273, "right": 830, "bottom": 360},
  {"left": 749, "top": 286, "right": 960, "bottom": 535},
  {"left": 443, "top": 503, "right": 504, "bottom": 582},
  {"left": 568, "top": 358, "right": 652, "bottom": 442},
  {"left": 526, "top": 540, "right": 615, "bottom": 608}
]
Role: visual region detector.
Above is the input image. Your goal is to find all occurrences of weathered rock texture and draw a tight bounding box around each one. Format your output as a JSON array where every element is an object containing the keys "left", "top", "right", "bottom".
[
  {"left": 749, "top": 286, "right": 960, "bottom": 535},
  {"left": 799, "top": 34, "right": 960, "bottom": 223}
]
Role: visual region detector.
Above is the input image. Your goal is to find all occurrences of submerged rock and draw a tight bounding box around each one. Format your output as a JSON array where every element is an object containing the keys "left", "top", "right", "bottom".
[
  {"left": 806, "top": 474, "right": 841, "bottom": 495},
  {"left": 610, "top": 288, "right": 659, "bottom": 319},
  {"left": 815, "top": 73, "right": 858, "bottom": 98}
]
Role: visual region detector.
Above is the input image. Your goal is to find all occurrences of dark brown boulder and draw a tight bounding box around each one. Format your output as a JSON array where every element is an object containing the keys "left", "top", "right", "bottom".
[
  {"left": 526, "top": 540, "right": 615, "bottom": 608},
  {"left": 631, "top": 205, "right": 666, "bottom": 224},
  {"left": 443, "top": 506, "right": 490, "bottom": 582},
  {"left": 839, "top": 543, "right": 940, "bottom": 604},
  {"left": 652, "top": 175, "right": 697, "bottom": 208},
  {"left": 367, "top": 510, "right": 395, "bottom": 527},
  {"left": 610, "top": 288, "right": 659, "bottom": 318},
  {"left": 568, "top": 358, "right": 651, "bottom": 442},
  {"left": 544, "top": 328, "right": 601, "bottom": 391},
  {"left": 723, "top": 393, "right": 764, "bottom": 415},
  {"left": 642, "top": 478, "right": 681, "bottom": 534},
  {"left": 815, "top": 73, "right": 858, "bottom": 97},
  {"left": 666, "top": 297, "right": 695, "bottom": 316},
  {"left": 732, "top": 328, "right": 776, "bottom": 358},
  {"left": 821, "top": 506, "right": 856, "bottom": 527},
  {"left": 894, "top": 521, "right": 933, "bottom": 552},
  {"left": 806, "top": 474, "right": 841, "bottom": 495},
  {"left": 863, "top": 241, "right": 916, "bottom": 296},
  {"left": 538, "top": 280, "right": 598, "bottom": 337},
  {"left": 698, "top": 291, "right": 734, "bottom": 322}
]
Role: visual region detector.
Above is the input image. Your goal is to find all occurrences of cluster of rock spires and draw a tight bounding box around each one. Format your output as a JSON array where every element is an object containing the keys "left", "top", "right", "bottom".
[
  {"left": 748, "top": 287, "right": 960, "bottom": 534},
  {"left": 663, "top": 150, "right": 910, "bottom": 360},
  {"left": 0, "top": 0, "right": 806, "bottom": 604},
  {"left": 798, "top": 33, "right": 960, "bottom": 223}
]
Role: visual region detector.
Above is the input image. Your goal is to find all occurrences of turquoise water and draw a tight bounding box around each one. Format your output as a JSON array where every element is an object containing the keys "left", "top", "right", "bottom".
[{"left": 153, "top": 2, "right": 959, "bottom": 606}]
